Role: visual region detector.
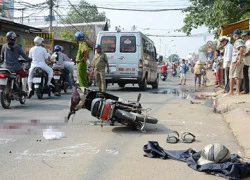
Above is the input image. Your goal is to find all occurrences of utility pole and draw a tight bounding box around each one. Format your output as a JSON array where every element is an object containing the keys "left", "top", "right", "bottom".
[
  {"left": 48, "top": 0, "right": 54, "bottom": 32},
  {"left": 21, "top": 8, "right": 24, "bottom": 24}
]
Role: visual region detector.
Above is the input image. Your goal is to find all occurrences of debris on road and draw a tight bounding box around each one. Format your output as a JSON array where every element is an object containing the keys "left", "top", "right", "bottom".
[{"left": 43, "top": 126, "right": 65, "bottom": 140}]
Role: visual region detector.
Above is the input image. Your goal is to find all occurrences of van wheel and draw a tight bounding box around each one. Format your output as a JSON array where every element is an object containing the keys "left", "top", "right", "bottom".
[
  {"left": 118, "top": 83, "right": 125, "bottom": 88},
  {"left": 152, "top": 75, "right": 159, "bottom": 89},
  {"left": 139, "top": 76, "right": 147, "bottom": 91}
]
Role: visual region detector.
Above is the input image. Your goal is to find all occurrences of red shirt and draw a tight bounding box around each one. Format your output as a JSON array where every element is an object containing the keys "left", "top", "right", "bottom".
[{"left": 161, "top": 65, "right": 167, "bottom": 72}]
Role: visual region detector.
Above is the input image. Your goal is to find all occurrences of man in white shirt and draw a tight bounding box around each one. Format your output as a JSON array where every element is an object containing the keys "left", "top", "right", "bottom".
[
  {"left": 241, "top": 30, "right": 250, "bottom": 94},
  {"left": 219, "top": 36, "right": 233, "bottom": 93},
  {"left": 28, "top": 36, "right": 54, "bottom": 98}
]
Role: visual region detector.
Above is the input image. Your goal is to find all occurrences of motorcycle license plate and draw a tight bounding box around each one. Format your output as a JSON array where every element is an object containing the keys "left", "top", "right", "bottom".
[
  {"left": 0, "top": 78, "right": 8, "bottom": 85},
  {"left": 54, "top": 76, "right": 60, "bottom": 80},
  {"left": 33, "top": 77, "right": 41, "bottom": 83},
  {"left": 34, "top": 84, "right": 39, "bottom": 88},
  {"left": 161, "top": 75, "right": 165, "bottom": 79}
]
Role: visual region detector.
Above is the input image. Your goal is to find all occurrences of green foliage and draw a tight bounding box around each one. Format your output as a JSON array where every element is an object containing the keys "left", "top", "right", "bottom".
[
  {"left": 181, "top": 0, "right": 250, "bottom": 37},
  {"left": 167, "top": 54, "right": 180, "bottom": 62},
  {"left": 64, "top": 0, "right": 106, "bottom": 23},
  {"left": 60, "top": 30, "right": 75, "bottom": 42}
]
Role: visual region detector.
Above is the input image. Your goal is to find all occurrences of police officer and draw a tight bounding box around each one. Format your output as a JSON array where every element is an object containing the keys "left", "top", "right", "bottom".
[{"left": 91, "top": 44, "right": 109, "bottom": 92}]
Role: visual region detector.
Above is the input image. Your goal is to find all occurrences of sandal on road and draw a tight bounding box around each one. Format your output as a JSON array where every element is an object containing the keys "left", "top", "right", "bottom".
[
  {"left": 181, "top": 132, "right": 195, "bottom": 143},
  {"left": 166, "top": 131, "right": 180, "bottom": 143}
]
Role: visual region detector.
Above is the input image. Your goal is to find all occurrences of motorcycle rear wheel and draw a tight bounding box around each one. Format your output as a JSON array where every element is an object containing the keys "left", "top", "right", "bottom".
[
  {"left": 0, "top": 87, "right": 11, "bottom": 109},
  {"left": 55, "top": 81, "right": 61, "bottom": 96},
  {"left": 114, "top": 109, "right": 158, "bottom": 124},
  {"left": 36, "top": 88, "right": 43, "bottom": 99}
]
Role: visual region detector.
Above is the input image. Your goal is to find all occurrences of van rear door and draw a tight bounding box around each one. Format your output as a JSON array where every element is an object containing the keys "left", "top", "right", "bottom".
[
  {"left": 99, "top": 33, "right": 118, "bottom": 76},
  {"left": 117, "top": 33, "right": 139, "bottom": 77}
]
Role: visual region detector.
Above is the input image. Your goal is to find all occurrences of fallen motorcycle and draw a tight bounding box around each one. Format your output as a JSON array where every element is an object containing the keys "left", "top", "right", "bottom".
[{"left": 67, "top": 85, "right": 158, "bottom": 131}]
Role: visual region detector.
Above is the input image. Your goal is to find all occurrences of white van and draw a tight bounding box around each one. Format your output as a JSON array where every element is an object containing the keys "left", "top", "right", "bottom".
[{"left": 96, "top": 31, "right": 159, "bottom": 90}]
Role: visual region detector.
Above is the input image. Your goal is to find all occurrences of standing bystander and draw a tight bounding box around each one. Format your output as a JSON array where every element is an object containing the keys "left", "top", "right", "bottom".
[
  {"left": 193, "top": 60, "right": 205, "bottom": 87},
  {"left": 241, "top": 30, "right": 250, "bottom": 94},
  {"left": 178, "top": 59, "right": 187, "bottom": 85},
  {"left": 228, "top": 29, "right": 245, "bottom": 96},
  {"left": 91, "top": 44, "right": 110, "bottom": 92},
  {"left": 214, "top": 50, "right": 222, "bottom": 88},
  {"left": 219, "top": 36, "right": 233, "bottom": 93}
]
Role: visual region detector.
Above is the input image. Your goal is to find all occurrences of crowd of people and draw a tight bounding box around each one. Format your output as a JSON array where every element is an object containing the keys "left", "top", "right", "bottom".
[
  {"left": 0, "top": 30, "right": 110, "bottom": 101},
  {"left": 213, "top": 29, "right": 250, "bottom": 95}
]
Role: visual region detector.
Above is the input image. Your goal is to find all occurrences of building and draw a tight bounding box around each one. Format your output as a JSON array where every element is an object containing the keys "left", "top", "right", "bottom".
[{"left": 0, "top": 18, "right": 41, "bottom": 54}]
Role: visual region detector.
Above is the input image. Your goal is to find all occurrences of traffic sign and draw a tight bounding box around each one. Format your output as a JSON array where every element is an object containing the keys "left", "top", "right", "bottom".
[{"left": 207, "top": 41, "right": 213, "bottom": 47}]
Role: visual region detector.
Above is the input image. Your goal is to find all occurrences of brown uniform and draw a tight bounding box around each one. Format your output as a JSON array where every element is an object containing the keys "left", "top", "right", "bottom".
[{"left": 91, "top": 53, "right": 108, "bottom": 92}]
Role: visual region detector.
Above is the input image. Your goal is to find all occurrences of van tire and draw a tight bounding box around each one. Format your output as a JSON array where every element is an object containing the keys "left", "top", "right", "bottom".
[
  {"left": 152, "top": 75, "right": 159, "bottom": 89},
  {"left": 118, "top": 83, "right": 125, "bottom": 88},
  {"left": 139, "top": 76, "right": 147, "bottom": 91}
]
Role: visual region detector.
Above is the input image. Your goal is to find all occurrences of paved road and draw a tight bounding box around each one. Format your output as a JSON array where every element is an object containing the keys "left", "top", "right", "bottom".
[{"left": 0, "top": 71, "right": 243, "bottom": 180}]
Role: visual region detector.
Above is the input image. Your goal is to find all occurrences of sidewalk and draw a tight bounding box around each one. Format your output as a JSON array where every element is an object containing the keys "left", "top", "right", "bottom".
[{"left": 206, "top": 70, "right": 250, "bottom": 159}]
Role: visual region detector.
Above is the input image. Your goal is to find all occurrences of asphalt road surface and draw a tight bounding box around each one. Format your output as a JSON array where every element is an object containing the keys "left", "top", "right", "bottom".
[{"left": 0, "top": 71, "right": 243, "bottom": 180}]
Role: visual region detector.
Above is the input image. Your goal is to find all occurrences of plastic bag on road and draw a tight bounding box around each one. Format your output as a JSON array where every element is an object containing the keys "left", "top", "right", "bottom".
[{"left": 43, "top": 126, "right": 65, "bottom": 140}]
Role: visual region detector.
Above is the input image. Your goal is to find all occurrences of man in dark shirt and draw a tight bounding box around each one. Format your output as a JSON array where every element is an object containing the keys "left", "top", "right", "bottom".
[{"left": 0, "top": 31, "right": 32, "bottom": 91}]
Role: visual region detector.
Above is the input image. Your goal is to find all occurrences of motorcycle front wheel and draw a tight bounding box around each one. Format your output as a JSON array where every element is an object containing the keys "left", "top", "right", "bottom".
[{"left": 0, "top": 86, "right": 11, "bottom": 109}]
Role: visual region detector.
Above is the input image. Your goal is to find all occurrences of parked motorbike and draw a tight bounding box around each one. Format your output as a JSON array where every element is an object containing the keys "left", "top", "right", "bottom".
[
  {"left": 52, "top": 65, "right": 70, "bottom": 96},
  {"left": 67, "top": 85, "right": 158, "bottom": 131},
  {"left": 0, "top": 61, "right": 28, "bottom": 109},
  {"left": 31, "top": 68, "right": 51, "bottom": 99}
]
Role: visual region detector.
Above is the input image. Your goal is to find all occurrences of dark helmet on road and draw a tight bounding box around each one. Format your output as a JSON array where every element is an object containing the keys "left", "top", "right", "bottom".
[
  {"left": 198, "top": 143, "right": 231, "bottom": 165},
  {"left": 6, "top": 31, "right": 17, "bottom": 41},
  {"left": 95, "top": 44, "right": 101, "bottom": 49},
  {"left": 74, "top": 31, "right": 85, "bottom": 41},
  {"left": 54, "top": 45, "right": 61, "bottom": 51}
]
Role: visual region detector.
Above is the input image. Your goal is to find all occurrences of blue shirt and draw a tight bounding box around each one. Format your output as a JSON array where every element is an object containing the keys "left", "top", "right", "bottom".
[{"left": 181, "top": 63, "right": 187, "bottom": 74}]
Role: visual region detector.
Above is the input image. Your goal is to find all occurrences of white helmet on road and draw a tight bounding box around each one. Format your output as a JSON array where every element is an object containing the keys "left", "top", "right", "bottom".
[
  {"left": 198, "top": 143, "right": 231, "bottom": 165},
  {"left": 34, "top": 36, "right": 44, "bottom": 46}
]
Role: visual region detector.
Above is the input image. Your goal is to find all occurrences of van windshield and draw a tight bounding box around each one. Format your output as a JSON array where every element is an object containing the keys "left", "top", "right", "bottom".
[
  {"left": 101, "top": 36, "right": 116, "bottom": 53},
  {"left": 120, "top": 36, "right": 136, "bottom": 53}
]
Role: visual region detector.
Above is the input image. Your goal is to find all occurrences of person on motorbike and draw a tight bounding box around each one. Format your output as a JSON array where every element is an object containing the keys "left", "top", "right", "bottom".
[
  {"left": 160, "top": 61, "right": 167, "bottom": 74},
  {"left": 50, "top": 45, "right": 74, "bottom": 76},
  {"left": 27, "top": 36, "right": 54, "bottom": 98},
  {"left": 0, "top": 31, "right": 32, "bottom": 93}
]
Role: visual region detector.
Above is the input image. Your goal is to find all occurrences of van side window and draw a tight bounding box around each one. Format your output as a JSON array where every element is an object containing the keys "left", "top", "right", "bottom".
[
  {"left": 120, "top": 36, "right": 136, "bottom": 53},
  {"left": 142, "top": 38, "right": 155, "bottom": 60},
  {"left": 101, "top": 36, "right": 116, "bottom": 53}
]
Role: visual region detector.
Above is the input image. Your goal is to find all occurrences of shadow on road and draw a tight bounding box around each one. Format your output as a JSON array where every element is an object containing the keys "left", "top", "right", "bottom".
[{"left": 111, "top": 123, "right": 173, "bottom": 135}]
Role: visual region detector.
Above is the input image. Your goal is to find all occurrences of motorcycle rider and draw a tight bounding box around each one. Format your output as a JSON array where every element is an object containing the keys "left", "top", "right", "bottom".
[
  {"left": 0, "top": 31, "right": 32, "bottom": 94},
  {"left": 160, "top": 61, "right": 167, "bottom": 79},
  {"left": 50, "top": 45, "right": 74, "bottom": 76},
  {"left": 27, "top": 36, "right": 54, "bottom": 98}
]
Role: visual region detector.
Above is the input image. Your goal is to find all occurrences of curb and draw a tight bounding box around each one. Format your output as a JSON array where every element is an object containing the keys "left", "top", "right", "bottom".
[{"left": 223, "top": 107, "right": 250, "bottom": 159}]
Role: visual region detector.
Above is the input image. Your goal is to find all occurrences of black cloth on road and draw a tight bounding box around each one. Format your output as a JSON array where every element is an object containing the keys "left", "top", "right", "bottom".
[{"left": 143, "top": 141, "right": 250, "bottom": 180}]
